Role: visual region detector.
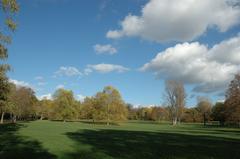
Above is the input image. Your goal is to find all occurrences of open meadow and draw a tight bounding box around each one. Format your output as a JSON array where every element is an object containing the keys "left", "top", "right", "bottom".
[
  {"left": 1, "top": 1, "right": 240, "bottom": 159},
  {"left": 0, "top": 121, "right": 239, "bottom": 159}
]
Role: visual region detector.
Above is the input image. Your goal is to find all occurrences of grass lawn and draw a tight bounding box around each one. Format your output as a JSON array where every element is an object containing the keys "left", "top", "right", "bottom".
[{"left": 0, "top": 120, "right": 240, "bottom": 159}]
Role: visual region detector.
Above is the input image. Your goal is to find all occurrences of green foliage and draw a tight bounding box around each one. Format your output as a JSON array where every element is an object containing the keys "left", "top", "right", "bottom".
[
  {"left": 8, "top": 84, "right": 37, "bottom": 120},
  {"left": 80, "top": 86, "right": 128, "bottom": 123},
  {"left": 0, "top": 0, "right": 19, "bottom": 58},
  {"left": 224, "top": 74, "right": 240, "bottom": 125},
  {"left": 211, "top": 102, "right": 226, "bottom": 126},
  {"left": 52, "top": 89, "right": 77, "bottom": 121},
  {"left": 0, "top": 71, "right": 9, "bottom": 109},
  {"left": 0, "top": 0, "right": 19, "bottom": 123}
]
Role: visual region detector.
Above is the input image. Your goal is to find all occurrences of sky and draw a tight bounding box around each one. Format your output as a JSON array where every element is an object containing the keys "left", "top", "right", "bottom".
[{"left": 7, "top": 0, "right": 240, "bottom": 107}]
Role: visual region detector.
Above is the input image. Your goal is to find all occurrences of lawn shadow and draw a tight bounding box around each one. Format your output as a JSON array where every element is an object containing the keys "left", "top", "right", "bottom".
[
  {"left": 0, "top": 123, "right": 56, "bottom": 159},
  {"left": 66, "top": 129, "right": 240, "bottom": 159},
  {"left": 79, "top": 120, "right": 120, "bottom": 126}
]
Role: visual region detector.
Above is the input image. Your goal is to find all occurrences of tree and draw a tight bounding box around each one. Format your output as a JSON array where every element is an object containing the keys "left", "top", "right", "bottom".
[
  {"left": 0, "top": 0, "right": 19, "bottom": 123},
  {"left": 164, "top": 80, "right": 186, "bottom": 125},
  {"left": 91, "top": 86, "right": 128, "bottom": 125},
  {"left": 182, "top": 107, "right": 201, "bottom": 123},
  {"left": 7, "top": 85, "right": 37, "bottom": 121},
  {"left": 196, "top": 97, "right": 212, "bottom": 126},
  {"left": 211, "top": 102, "right": 226, "bottom": 126},
  {"left": 52, "top": 89, "right": 76, "bottom": 121},
  {"left": 150, "top": 107, "right": 167, "bottom": 121},
  {"left": 36, "top": 99, "right": 54, "bottom": 120},
  {"left": 224, "top": 74, "right": 240, "bottom": 126},
  {"left": 80, "top": 97, "right": 95, "bottom": 120},
  {"left": 102, "top": 86, "right": 128, "bottom": 124},
  {"left": 0, "top": 72, "right": 10, "bottom": 123}
]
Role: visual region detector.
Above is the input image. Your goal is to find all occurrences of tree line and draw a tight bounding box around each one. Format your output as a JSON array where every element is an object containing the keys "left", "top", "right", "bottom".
[
  {"left": 0, "top": 73, "right": 239, "bottom": 126},
  {"left": 1, "top": 84, "right": 128, "bottom": 124}
]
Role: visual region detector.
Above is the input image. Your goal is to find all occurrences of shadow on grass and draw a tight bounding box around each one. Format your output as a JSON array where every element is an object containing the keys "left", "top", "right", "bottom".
[
  {"left": 66, "top": 129, "right": 240, "bottom": 159},
  {"left": 0, "top": 123, "right": 56, "bottom": 159},
  {"left": 79, "top": 120, "right": 120, "bottom": 126}
]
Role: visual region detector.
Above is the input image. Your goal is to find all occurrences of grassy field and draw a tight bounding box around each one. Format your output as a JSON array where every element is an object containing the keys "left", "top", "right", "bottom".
[{"left": 0, "top": 121, "right": 240, "bottom": 159}]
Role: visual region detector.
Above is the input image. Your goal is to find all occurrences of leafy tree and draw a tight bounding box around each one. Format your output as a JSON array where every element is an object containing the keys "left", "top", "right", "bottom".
[
  {"left": 224, "top": 74, "right": 240, "bottom": 126},
  {"left": 80, "top": 97, "right": 96, "bottom": 121},
  {"left": 164, "top": 80, "right": 186, "bottom": 125},
  {"left": 196, "top": 97, "right": 212, "bottom": 126},
  {"left": 211, "top": 102, "right": 226, "bottom": 126},
  {"left": 126, "top": 103, "right": 139, "bottom": 120},
  {"left": 36, "top": 99, "right": 54, "bottom": 120},
  {"left": 150, "top": 107, "right": 168, "bottom": 121},
  {"left": 182, "top": 107, "right": 201, "bottom": 123},
  {"left": 102, "top": 86, "right": 128, "bottom": 124},
  {"left": 0, "top": 0, "right": 19, "bottom": 123},
  {"left": 90, "top": 86, "right": 128, "bottom": 124},
  {"left": 7, "top": 84, "right": 37, "bottom": 121},
  {"left": 52, "top": 89, "right": 76, "bottom": 121},
  {"left": 0, "top": 71, "right": 10, "bottom": 123}
]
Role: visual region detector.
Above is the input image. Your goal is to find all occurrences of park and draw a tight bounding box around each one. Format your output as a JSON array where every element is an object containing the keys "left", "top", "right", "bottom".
[
  {"left": 1, "top": 120, "right": 240, "bottom": 159},
  {"left": 0, "top": 0, "right": 240, "bottom": 159}
]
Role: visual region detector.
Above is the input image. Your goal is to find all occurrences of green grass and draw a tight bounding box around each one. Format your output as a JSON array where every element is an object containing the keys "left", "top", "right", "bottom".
[{"left": 0, "top": 120, "right": 240, "bottom": 159}]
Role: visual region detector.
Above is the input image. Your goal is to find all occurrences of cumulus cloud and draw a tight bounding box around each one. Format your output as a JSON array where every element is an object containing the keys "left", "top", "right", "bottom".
[
  {"left": 76, "top": 94, "right": 86, "bottom": 102},
  {"left": 140, "top": 35, "right": 240, "bottom": 93},
  {"left": 94, "top": 44, "right": 117, "bottom": 55},
  {"left": 38, "top": 93, "right": 52, "bottom": 100},
  {"left": 9, "top": 79, "right": 32, "bottom": 89},
  {"left": 54, "top": 66, "right": 82, "bottom": 77},
  {"left": 56, "top": 84, "right": 64, "bottom": 89},
  {"left": 86, "top": 63, "right": 129, "bottom": 73},
  {"left": 107, "top": 0, "right": 240, "bottom": 42}
]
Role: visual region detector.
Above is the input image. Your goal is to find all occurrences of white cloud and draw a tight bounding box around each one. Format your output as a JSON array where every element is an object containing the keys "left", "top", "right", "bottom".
[
  {"left": 94, "top": 44, "right": 117, "bottom": 55},
  {"left": 56, "top": 84, "right": 64, "bottom": 89},
  {"left": 9, "top": 79, "right": 32, "bottom": 89},
  {"left": 38, "top": 93, "right": 52, "bottom": 100},
  {"left": 140, "top": 35, "right": 240, "bottom": 93},
  {"left": 83, "top": 68, "right": 93, "bottom": 75},
  {"left": 107, "top": 0, "right": 240, "bottom": 42},
  {"left": 35, "top": 76, "right": 44, "bottom": 80},
  {"left": 209, "top": 36, "right": 240, "bottom": 65},
  {"left": 76, "top": 94, "right": 86, "bottom": 102},
  {"left": 87, "top": 63, "right": 129, "bottom": 73},
  {"left": 54, "top": 66, "right": 82, "bottom": 77}
]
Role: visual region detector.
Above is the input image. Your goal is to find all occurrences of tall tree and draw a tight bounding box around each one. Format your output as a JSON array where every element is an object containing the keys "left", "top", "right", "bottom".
[
  {"left": 36, "top": 99, "right": 54, "bottom": 120},
  {"left": 0, "top": 72, "right": 9, "bottom": 123},
  {"left": 80, "top": 97, "right": 93, "bottom": 119},
  {"left": 92, "top": 86, "right": 128, "bottom": 125},
  {"left": 52, "top": 89, "right": 76, "bottom": 122},
  {"left": 8, "top": 85, "right": 37, "bottom": 121},
  {"left": 102, "top": 86, "right": 128, "bottom": 125},
  {"left": 164, "top": 80, "right": 186, "bottom": 125},
  {"left": 196, "top": 97, "right": 212, "bottom": 126},
  {"left": 211, "top": 102, "right": 226, "bottom": 126},
  {"left": 224, "top": 74, "right": 240, "bottom": 126},
  {"left": 0, "top": 0, "right": 19, "bottom": 123}
]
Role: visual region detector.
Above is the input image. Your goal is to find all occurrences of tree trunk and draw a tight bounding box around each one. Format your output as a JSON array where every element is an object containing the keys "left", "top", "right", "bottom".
[
  {"left": 203, "top": 113, "right": 206, "bottom": 126},
  {"left": 178, "top": 118, "right": 181, "bottom": 125},
  {"left": 0, "top": 112, "right": 5, "bottom": 124},
  {"left": 172, "top": 117, "right": 177, "bottom": 125},
  {"left": 13, "top": 115, "right": 17, "bottom": 123},
  {"left": 107, "top": 104, "right": 109, "bottom": 125},
  {"left": 40, "top": 114, "right": 43, "bottom": 120}
]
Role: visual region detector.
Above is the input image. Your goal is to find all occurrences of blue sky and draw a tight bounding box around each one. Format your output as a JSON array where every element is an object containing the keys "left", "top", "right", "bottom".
[{"left": 7, "top": 0, "right": 240, "bottom": 107}]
